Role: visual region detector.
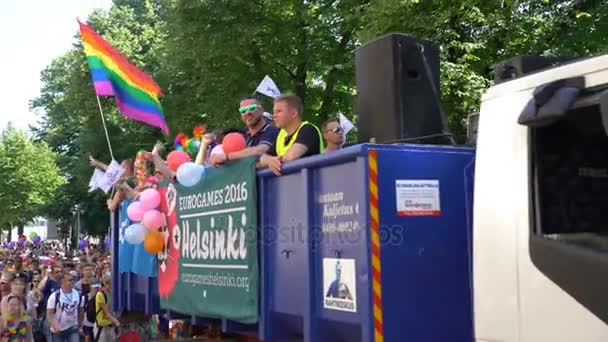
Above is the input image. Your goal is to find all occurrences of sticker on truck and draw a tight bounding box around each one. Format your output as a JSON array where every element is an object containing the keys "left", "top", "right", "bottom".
[
  {"left": 323, "top": 258, "right": 357, "bottom": 313},
  {"left": 395, "top": 180, "right": 441, "bottom": 216}
]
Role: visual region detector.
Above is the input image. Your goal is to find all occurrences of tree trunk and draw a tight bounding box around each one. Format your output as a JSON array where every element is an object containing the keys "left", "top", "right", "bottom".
[{"left": 17, "top": 223, "right": 24, "bottom": 237}]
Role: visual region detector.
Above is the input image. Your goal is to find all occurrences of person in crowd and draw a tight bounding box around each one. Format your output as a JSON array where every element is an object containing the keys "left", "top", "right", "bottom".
[
  {"left": 27, "top": 272, "right": 41, "bottom": 327},
  {"left": 322, "top": 118, "right": 344, "bottom": 153},
  {"left": 0, "top": 294, "right": 33, "bottom": 342},
  {"left": 0, "top": 273, "right": 13, "bottom": 301},
  {"left": 95, "top": 272, "right": 120, "bottom": 341},
  {"left": 38, "top": 265, "right": 62, "bottom": 341},
  {"left": 46, "top": 272, "right": 84, "bottom": 342},
  {"left": 0, "top": 273, "right": 34, "bottom": 319},
  {"left": 74, "top": 263, "right": 95, "bottom": 295},
  {"left": 259, "top": 94, "right": 324, "bottom": 175},
  {"left": 12, "top": 258, "right": 24, "bottom": 275},
  {"left": 75, "top": 262, "right": 96, "bottom": 340},
  {"left": 263, "top": 112, "right": 275, "bottom": 126},
  {"left": 207, "top": 97, "right": 279, "bottom": 167}
]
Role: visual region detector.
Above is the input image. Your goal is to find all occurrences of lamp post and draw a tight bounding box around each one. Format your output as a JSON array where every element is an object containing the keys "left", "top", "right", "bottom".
[{"left": 72, "top": 204, "right": 84, "bottom": 251}]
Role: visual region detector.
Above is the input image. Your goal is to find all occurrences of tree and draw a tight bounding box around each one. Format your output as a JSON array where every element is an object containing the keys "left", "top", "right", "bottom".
[
  {"left": 0, "top": 125, "right": 65, "bottom": 237},
  {"left": 358, "top": 0, "right": 608, "bottom": 141},
  {"left": 31, "top": 1, "right": 167, "bottom": 236},
  {"left": 161, "top": 0, "right": 366, "bottom": 132}
]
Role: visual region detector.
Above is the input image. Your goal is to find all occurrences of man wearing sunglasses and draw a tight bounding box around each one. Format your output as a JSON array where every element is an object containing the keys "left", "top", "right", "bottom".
[
  {"left": 322, "top": 118, "right": 344, "bottom": 152},
  {"left": 209, "top": 97, "right": 279, "bottom": 166},
  {"left": 259, "top": 94, "right": 324, "bottom": 176}
]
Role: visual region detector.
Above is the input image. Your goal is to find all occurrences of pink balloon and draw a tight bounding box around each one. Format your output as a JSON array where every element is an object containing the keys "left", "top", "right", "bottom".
[
  {"left": 210, "top": 144, "right": 224, "bottom": 156},
  {"left": 140, "top": 188, "right": 161, "bottom": 210},
  {"left": 142, "top": 209, "right": 164, "bottom": 230},
  {"left": 127, "top": 202, "right": 144, "bottom": 222}
]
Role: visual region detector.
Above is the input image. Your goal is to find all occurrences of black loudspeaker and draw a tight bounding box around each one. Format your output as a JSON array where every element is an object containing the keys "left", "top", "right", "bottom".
[
  {"left": 493, "top": 56, "right": 574, "bottom": 85},
  {"left": 355, "top": 33, "right": 453, "bottom": 144}
]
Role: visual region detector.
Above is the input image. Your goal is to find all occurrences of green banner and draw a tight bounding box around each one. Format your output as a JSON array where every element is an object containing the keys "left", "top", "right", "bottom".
[{"left": 159, "top": 157, "right": 258, "bottom": 324}]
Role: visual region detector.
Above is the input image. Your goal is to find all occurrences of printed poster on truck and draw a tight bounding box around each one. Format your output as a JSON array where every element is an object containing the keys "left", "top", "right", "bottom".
[
  {"left": 323, "top": 258, "right": 357, "bottom": 312},
  {"left": 157, "top": 157, "right": 258, "bottom": 324},
  {"left": 395, "top": 180, "right": 441, "bottom": 216}
]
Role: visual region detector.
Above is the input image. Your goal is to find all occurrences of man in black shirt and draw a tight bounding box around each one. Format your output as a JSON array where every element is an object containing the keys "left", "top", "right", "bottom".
[
  {"left": 209, "top": 97, "right": 279, "bottom": 166},
  {"left": 259, "top": 94, "right": 324, "bottom": 175}
]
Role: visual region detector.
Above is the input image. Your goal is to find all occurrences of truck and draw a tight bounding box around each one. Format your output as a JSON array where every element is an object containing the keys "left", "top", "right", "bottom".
[{"left": 110, "top": 35, "right": 608, "bottom": 341}]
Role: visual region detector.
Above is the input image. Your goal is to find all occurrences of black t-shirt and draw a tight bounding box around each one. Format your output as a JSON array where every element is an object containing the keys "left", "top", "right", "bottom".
[
  {"left": 246, "top": 123, "right": 279, "bottom": 148},
  {"left": 270, "top": 124, "right": 321, "bottom": 158}
]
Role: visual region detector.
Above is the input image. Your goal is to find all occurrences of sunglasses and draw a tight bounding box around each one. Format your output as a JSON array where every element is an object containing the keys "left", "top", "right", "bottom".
[
  {"left": 239, "top": 104, "right": 258, "bottom": 114},
  {"left": 326, "top": 126, "right": 343, "bottom": 134}
]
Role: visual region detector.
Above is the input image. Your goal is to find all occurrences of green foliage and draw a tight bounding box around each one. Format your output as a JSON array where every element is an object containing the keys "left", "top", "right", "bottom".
[
  {"left": 31, "top": 0, "right": 608, "bottom": 233},
  {"left": 0, "top": 125, "right": 65, "bottom": 230}
]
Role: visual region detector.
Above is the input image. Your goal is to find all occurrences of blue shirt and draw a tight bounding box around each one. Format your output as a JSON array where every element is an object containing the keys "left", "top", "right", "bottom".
[{"left": 245, "top": 123, "right": 278, "bottom": 148}]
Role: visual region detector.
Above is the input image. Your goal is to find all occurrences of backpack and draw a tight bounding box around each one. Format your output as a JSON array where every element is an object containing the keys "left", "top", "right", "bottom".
[{"left": 87, "top": 289, "right": 107, "bottom": 324}]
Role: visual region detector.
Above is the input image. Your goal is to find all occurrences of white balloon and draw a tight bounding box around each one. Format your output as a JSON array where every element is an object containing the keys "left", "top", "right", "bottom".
[
  {"left": 124, "top": 223, "right": 147, "bottom": 244},
  {"left": 176, "top": 162, "right": 205, "bottom": 187}
]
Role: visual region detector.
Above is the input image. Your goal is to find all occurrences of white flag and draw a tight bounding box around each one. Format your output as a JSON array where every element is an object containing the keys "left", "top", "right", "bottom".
[
  {"left": 88, "top": 168, "right": 105, "bottom": 192},
  {"left": 339, "top": 113, "right": 355, "bottom": 136},
  {"left": 97, "top": 160, "right": 125, "bottom": 193},
  {"left": 255, "top": 75, "right": 281, "bottom": 98}
]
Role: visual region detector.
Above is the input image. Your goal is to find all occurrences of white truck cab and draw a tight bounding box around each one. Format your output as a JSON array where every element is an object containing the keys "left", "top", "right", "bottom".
[{"left": 474, "top": 54, "right": 608, "bottom": 341}]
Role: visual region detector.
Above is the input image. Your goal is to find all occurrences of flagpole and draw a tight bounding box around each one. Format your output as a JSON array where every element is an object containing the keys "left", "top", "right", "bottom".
[{"left": 96, "top": 96, "right": 115, "bottom": 161}]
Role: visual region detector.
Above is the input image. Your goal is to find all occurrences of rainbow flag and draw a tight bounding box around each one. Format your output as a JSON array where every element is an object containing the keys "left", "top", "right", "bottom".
[{"left": 78, "top": 20, "right": 169, "bottom": 134}]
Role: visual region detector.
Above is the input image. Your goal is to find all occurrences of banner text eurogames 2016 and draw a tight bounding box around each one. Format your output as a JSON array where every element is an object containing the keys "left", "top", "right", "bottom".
[{"left": 159, "top": 157, "right": 258, "bottom": 324}]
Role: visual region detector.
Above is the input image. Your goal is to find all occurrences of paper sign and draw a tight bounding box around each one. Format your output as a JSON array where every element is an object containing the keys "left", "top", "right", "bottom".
[
  {"left": 88, "top": 168, "right": 105, "bottom": 192},
  {"left": 395, "top": 180, "right": 441, "bottom": 216},
  {"left": 255, "top": 75, "right": 281, "bottom": 98},
  {"left": 339, "top": 113, "right": 355, "bottom": 137},
  {"left": 323, "top": 258, "right": 357, "bottom": 312},
  {"left": 97, "top": 160, "right": 125, "bottom": 193}
]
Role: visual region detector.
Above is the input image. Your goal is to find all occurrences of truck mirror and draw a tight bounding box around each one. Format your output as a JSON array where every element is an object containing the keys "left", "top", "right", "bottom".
[{"left": 518, "top": 77, "right": 585, "bottom": 127}]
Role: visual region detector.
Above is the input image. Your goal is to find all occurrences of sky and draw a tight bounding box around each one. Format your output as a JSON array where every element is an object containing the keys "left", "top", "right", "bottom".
[{"left": 0, "top": 0, "right": 112, "bottom": 131}]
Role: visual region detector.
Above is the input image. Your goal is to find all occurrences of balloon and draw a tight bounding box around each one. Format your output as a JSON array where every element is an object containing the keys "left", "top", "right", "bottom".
[
  {"left": 146, "top": 176, "right": 159, "bottom": 185},
  {"left": 33, "top": 236, "right": 41, "bottom": 244},
  {"left": 187, "top": 140, "right": 197, "bottom": 154},
  {"left": 142, "top": 209, "right": 164, "bottom": 230},
  {"left": 222, "top": 133, "right": 246, "bottom": 154},
  {"left": 17, "top": 241, "right": 23, "bottom": 247},
  {"left": 8, "top": 242, "right": 15, "bottom": 248},
  {"left": 167, "top": 150, "right": 191, "bottom": 171},
  {"left": 144, "top": 231, "right": 164, "bottom": 254},
  {"left": 29, "top": 232, "right": 37, "bottom": 240},
  {"left": 125, "top": 223, "right": 147, "bottom": 244},
  {"left": 193, "top": 125, "right": 206, "bottom": 140},
  {"left": 210, "top": 144, "right": 224, "bottom": 157},
  {"left": 18, "top": 235, "right": 26, "bottom": 242},
  {"left": 79, "top": 239, "right": 88, "bottom": 250},
  {"left": 176, "top": 162, "right": 205, "bottom": 187},
  {"left": 140, "top": 188, "right": 161, "bottom": 210},
  {"left": 176, "top": 145, "right": 184, "bottom": 151},
  {"left": 127, "top": 202, "right": 145, "bottom": 222}
]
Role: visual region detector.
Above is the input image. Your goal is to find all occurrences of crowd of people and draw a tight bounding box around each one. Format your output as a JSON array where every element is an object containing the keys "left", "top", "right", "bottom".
[{"left": 0, "top": 241, "right": 118, "bottom": 342}]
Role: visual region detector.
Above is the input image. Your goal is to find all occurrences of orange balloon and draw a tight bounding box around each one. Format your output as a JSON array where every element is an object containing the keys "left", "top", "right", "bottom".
[{"left": 144, "top": 231, "right": 165, "bottom": 254}]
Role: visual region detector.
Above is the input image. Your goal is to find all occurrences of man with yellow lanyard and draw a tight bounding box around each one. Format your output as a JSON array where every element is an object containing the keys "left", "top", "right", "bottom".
[{"left": 259, "top": 94, "right": 324, "bottom": 175}]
